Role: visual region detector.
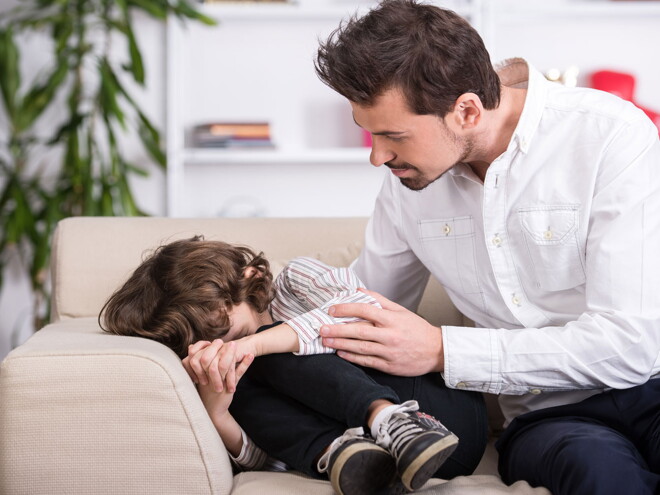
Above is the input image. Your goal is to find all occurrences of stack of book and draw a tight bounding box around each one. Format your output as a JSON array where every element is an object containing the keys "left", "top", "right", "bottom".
[
  {"left": 202, "top": 0, "right": 293, "bottom": 4},
  {"left": 191, "top": 122, "right": 273, "bottom": 149}
]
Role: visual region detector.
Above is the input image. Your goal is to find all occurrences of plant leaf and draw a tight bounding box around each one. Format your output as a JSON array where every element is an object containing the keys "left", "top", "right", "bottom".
[
  {"left": 117, "top": 0, "right": 145, "bottom": 85},
  {"left": 126, "top": 0, "right": 168, "bottom": 20},
  {"left": 173, "top": 0, "right": 217, "bottom": 26},
  {"left": 137, "top": 111, "right": 166, "bottom": 167},
  {"left": 0, "top": 27, "right": 21, "bottom": 121},
  {"left": 98, "top": 58, "right": 127, "bottom": 129},
  {"left": 125, "top": 161, "right": 149, "bottom": 177},
  {"left": 18, "top": 57, "right": 69, "bottom": 131}
]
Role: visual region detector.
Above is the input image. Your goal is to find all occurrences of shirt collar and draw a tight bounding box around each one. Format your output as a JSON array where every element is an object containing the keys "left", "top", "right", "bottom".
[
  {"left": 447, "top": 58, "right": 549, "bottom": 180},
  {"left": 495, "top": 57, "right": 548, "bottom": 155}
]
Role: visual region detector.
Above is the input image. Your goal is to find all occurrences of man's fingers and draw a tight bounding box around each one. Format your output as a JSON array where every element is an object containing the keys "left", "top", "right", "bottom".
[
  {"left": 330, "top": 301, "right": 385, "bottom": 322},
  {"left": 321, "top": 334, "right": 388, "bottom": 356},
  {"left": 357, "top": 288, "right": 406, "bottom": 311},
  {"left": 320, "top": 321, "right": 382, "bottom": 342}
]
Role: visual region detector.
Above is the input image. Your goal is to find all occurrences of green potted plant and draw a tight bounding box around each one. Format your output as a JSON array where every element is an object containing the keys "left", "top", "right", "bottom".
[{"left": 0, "top": 0, "right": 214, "bottom": 332}]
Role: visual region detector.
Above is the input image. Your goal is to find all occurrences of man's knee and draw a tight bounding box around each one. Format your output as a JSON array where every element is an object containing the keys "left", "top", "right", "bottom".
[{"left": 500, "top": 420, "right": 657, "bottom": 495}]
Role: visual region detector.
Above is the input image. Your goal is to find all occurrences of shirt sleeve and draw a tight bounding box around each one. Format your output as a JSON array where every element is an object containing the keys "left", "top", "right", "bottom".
[
  {"left": 443, "top": 115, "right": 660, "bottom": 395},
  {"left": 352, "top": 174, "right": 431, "bottom": 312},
  {"left": 270, "top": 257, "right": 382, "bottom": 355},
  {"left": 228, "top": 428, "right": 289, "bottom": 472},
  {"left": 228, "top": 428, "right": 269, "bottom": 471}
]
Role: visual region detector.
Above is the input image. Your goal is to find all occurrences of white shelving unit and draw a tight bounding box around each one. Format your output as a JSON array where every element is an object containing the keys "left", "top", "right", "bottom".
[
  {"left": 488, "top": 0, "right": 660, "bottom": 19},
  {"left": 183, "top": 147, "right": 371, "bottom": 165},
  {"left": 165, "top": 0, "right": 660, "bottom": 218},
  {"left": 165, "top": 0, "right": 484, "bottom": 217}
]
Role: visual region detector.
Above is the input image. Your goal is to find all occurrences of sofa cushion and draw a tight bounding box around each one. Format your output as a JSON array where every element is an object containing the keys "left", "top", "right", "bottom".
[
  {"left": 51, "top": 217, "right": 371, "bottom": 321},
  {"left": 231, "top": 471, "right": 551, "bottom": 494}
]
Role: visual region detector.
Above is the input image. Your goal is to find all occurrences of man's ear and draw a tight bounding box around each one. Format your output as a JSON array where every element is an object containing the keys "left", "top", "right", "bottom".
[{"left": 451, "top": 92, "right": 483, "bottom": 130}]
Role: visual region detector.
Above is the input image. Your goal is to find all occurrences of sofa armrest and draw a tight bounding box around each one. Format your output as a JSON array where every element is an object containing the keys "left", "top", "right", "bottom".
[{"left": 0, "top": 318, "right": 233, "bottom": 495}]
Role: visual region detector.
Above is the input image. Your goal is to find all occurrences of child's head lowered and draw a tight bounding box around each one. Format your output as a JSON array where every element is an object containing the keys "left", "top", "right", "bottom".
[{"left": 99, "top": 236, "right": 274, "bottom": 359}]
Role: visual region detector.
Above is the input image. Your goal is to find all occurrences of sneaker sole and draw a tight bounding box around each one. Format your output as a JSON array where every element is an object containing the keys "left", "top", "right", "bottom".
[
  {"left": 399, "top": 434, "right": 459, "bottom": 491},
  {"left": 331, "top": 443, "right": 397, "bottom": 495}
]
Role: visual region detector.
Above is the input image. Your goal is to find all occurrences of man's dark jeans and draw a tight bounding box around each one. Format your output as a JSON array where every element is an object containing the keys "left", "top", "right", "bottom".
[
  {"left": 497, "top": 379, "right": 660, "bottom": 495},
  {"left": 230, "top": 351, "right": 488, "bottom": 478}
]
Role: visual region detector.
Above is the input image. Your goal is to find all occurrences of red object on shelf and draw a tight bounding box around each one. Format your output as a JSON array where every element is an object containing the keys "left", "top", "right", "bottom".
[
  {"left": 590, "top": 69, "right": 660, "bottom": 135},
  {"left": 362, "top": 129, "right": 373, "bottom": 148}
]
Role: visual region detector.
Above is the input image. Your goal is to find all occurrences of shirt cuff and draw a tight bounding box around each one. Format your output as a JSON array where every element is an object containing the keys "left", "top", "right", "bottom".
[
  {"left": 228, "top": 428, "right": 267, "bottom": 471},
  {"left": 442, "top": 325, "right": 502, "bottom": 394},
  {"left": 286, "top": 309, "right": 335, "bottom": 352}
]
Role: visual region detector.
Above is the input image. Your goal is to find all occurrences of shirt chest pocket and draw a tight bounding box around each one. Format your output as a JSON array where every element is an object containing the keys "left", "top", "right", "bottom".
[
  {"left": 518, "top": 205, "right": 585, "bottom": 291},
  {"left": 418, "top": 216, "right": 482, "bottom": 295}
]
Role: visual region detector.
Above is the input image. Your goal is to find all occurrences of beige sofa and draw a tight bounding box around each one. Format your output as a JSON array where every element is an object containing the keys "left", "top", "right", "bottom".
[{"left": 0, "top": 217, "right": 550, "bottom": 495}]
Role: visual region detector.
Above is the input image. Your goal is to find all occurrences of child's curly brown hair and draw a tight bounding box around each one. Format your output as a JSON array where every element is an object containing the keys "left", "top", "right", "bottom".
[{"left": 99, "top": 236, "right": 274, "bottom": 359}]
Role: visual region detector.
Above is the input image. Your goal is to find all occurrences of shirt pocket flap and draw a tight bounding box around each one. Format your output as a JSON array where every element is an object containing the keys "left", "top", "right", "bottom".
[
  {"left": 419, "top": 216, "right": 474, "bottom": 240},
  {"left": 518, "top": 205, "right": 579, "bottom": 245}
]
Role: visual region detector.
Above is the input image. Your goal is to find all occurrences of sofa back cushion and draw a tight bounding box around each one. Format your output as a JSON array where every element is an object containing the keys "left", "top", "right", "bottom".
[{"left": 51, "top": 217, "right": 463, "bottom": 327}]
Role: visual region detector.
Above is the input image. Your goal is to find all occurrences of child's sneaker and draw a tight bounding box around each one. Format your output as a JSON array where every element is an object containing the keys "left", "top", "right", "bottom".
[
  {"left": 375, "top": 401, "right": 459, "bottom": 491},
  {"left": 317, "top": 426, "right": 397, "bottom": 495}
]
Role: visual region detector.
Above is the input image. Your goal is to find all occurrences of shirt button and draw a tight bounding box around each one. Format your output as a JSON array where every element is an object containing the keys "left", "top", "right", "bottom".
[
  {"left": 512, "top": 294, "right": 521, "bottom": 306},
  {"left": 492, "top": 235, "right": 502, "bottom": 246},
  {"left": 530, "top": 388, "right": 542, "bottom": 395},
  {"left": 443, "top": 224, "right": 451, "bottom": 235},
  {"left": 543, "top": 230, "right": 553, "bottom": 240},
  {"left": 456, "top": 382, "right": 466, "bottom": 389}
]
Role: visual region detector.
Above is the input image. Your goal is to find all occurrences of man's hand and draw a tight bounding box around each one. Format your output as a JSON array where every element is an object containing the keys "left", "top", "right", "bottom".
[{"left": 320, "top": 289, "right": 444, "bottom": 376}]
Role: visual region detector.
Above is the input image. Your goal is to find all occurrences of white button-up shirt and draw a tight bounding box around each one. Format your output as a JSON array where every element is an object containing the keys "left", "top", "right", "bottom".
[{"left": 353, "top": 58, "right": 660, "bottom": 425}]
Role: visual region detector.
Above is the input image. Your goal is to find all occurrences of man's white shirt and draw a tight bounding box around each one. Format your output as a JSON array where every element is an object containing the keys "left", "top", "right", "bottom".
[{"left": 353, "top": 58, "right": 660, "bottom": 425}]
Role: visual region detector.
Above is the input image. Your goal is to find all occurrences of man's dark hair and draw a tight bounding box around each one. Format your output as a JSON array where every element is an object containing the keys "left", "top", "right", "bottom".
[
  {"left": 315, "top": 0, "right": 501, "bottom": 116},
  {"left": 99, "top": 236, "right": 274, "bottom": 359}
]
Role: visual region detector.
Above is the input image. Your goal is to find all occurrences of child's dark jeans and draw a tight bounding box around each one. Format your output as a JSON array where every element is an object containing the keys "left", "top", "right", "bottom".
[{"left": 230, "top": 346, "right": 488, "bottom": 479}]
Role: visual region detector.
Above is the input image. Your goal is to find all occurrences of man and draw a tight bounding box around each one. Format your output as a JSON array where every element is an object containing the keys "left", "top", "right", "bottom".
[{"left": 315, "top": 1, "right": 660, "bottom": 494}]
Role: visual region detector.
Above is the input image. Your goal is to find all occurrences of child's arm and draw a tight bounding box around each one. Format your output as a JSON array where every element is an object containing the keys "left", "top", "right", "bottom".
[
  {"left": 197, "top": 381, "right": 245, "bottom": 457},
  {"left": 270, "top": 257, "right": 382, "bottom": 355},
  {"left": 184, "top": 341, "right": 274, "bottom": 471},
  {"left": 240, "top": 323, "right": 299, "bottom": 356}
]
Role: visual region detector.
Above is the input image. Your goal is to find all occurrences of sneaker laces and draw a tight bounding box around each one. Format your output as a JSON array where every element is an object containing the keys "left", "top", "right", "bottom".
[
  {"left": 317, "top": 426, "right": 366, "bottom": 473},
  {"left": 376, "top": 400, "right": 421, "bottom": 454}
]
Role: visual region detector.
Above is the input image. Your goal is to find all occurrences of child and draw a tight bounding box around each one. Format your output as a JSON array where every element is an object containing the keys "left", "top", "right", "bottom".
[{"left": 100, "top": 236, "right": 459, "bottom": 494}]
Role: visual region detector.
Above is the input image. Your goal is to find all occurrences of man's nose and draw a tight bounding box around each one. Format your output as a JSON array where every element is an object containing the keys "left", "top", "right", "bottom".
[{"left": 369, "top": 136, "right": 395, "bottom": 167}]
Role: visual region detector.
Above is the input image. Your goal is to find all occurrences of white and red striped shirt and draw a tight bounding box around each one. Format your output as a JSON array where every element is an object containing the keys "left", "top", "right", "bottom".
[
  {"left": 271, "top": 257, "right": 380, "bottom": 355},
  {"left": 230, "top": 256, "right": 380, "bottom": 471}
]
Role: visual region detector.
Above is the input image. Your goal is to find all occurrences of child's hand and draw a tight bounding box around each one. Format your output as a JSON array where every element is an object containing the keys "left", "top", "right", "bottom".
[
  {"left": 183, "top": 339, "right": 256, "bottom": 393},
  {"left": 196, "top": 350, "right": 254, "bottom": 423}
]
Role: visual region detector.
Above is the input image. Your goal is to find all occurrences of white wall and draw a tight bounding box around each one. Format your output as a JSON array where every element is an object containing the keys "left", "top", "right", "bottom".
[{"left": 2, "top": 0, "right": 659, "bottom": 360}]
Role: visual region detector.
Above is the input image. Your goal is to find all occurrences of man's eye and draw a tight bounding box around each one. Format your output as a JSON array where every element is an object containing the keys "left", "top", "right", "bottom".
[{"left": 387, "top": 135, "right": 405, "bottom": 142}]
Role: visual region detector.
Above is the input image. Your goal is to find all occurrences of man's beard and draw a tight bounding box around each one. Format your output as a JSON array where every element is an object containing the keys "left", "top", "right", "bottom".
[
  {"left": 388, "top": 135, "right": 475, "bottom": 191},
  {"left": 387, "top": 163, "right": 452, "bottom": 191}
]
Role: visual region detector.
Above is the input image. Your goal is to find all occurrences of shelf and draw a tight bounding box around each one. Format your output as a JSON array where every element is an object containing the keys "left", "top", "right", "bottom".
[
  {"left": 491, "top": 0, "right": 660, "bottom": 19},
  {"left": 198, "top": 1, "right": 476, "bottom": 21},
  {"left": 182, "top": 147, "right": 372, "bottom": 164}
]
